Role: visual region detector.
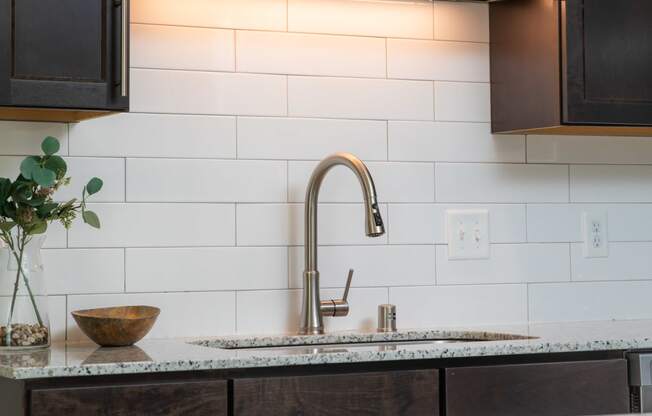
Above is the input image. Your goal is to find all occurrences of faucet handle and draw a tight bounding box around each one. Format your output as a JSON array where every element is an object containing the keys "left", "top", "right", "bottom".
[{"left": 320, "top": 269, "right": 354, "bottom": 318}]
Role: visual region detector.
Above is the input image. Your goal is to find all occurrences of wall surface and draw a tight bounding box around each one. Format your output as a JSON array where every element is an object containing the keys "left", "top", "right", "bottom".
[{"left": 2, "top": 0, "right": 652, "bottom": 342}]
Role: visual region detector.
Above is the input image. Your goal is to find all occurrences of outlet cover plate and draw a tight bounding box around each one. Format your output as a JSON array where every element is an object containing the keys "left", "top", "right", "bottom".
[
  {"left": 582, "top": 211, "right": 608, "bottom": 258},
  {"left": 446, "top": 209, "right": 490, "bottom": 260}
]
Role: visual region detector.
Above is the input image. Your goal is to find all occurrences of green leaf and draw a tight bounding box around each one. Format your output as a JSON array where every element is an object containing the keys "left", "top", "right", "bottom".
[
  {"left": 41, "top": 136, "right": 60, "bottom": 156},
  {"left": 86, "top": 177, "right": 103, "bottom": 195},
  {"left": 44, "top": 156, "right": 67, "bottom": 179},
  {"left": 36, "top": 203, "right": 59, "bottom": 217},
  {"left": 26, "top": 220, "right": 47, "bottom": 235},
  {"left": 82, "top": 210, "right": 100, "bottom": 229},
  {"left": 0, "top": 178, "right": 10, "bottom": 200},
  {"left": 24, "top": 196, "right": 45, "bottom": 207},
  {"left": 19, "top": 156, "right": 40, "bottom": 180},
  {"left": 0, "top": 222, "right": 16, "bottom": 232},
  {"left": 32, "top": 167, "right": 56, "bottom": 188}
]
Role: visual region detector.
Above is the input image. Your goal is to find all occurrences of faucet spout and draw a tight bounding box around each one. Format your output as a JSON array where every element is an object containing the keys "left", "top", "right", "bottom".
[{"left": 299, "top": 153, "right": 385, "bottom": 335}]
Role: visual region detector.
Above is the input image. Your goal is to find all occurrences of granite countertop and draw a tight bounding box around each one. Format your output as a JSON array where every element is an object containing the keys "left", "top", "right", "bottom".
[{"left": 1, "top": 319, "right": 651, "bottom": 379}]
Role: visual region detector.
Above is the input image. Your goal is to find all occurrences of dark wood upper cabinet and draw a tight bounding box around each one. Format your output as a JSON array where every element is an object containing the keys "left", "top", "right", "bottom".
[
  {"left": 490, "top": 0, "right": 652, "bottom": 136},
  {"left": 0, "top": 0, "right": 129, "bottom": 122}
]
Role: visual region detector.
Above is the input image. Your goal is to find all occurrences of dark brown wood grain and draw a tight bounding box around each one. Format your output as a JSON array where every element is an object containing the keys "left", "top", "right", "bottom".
[
  {"left": 30, "top": 380, "right": 228, "bottom": 416},
  {"left": 445, "top": 359, "right": 629, "bottom": 416},
  {"left": 0, "top": 377, "right": 26, "bottom": 416},
  {"left": 233, "top": 369, "right": 439, "bottom": 416}
]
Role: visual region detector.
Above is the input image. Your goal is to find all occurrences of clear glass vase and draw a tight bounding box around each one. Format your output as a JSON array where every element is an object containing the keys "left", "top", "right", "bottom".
[{"left": 0, "top": 233, "right": 50, "bottom": 349}]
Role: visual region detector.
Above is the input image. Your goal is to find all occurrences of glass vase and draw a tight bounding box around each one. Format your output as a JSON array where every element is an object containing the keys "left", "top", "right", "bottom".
[{"left": 0, "top": 233, "right": 50, "bottom": 349}]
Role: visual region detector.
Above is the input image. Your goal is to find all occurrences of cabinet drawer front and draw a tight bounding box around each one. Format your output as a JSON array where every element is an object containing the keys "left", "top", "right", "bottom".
[
  {"left": 234, "top": 369, "right": 439, "bottom": 416},
  {"left": 446, "top": 359, "right": 628, "bottom": 416},
  {"left": 30, "top": 380, "right": 227, "bottom": 416}
]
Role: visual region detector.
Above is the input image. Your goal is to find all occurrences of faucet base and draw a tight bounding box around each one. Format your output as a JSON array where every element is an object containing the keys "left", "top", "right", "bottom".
[{"left": 299, "top": 270, "right": 324, "bottom": 335}]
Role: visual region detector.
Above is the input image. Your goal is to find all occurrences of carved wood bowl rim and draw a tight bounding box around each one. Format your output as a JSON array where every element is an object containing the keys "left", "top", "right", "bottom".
[{"left": 71, "top": 305, "right": 161, "bottom": 347}]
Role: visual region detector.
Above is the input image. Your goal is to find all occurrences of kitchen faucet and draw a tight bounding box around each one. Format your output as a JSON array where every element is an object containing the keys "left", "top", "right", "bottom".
[{"left": 299, "top": 153, "right": 385, "bottom": 335}]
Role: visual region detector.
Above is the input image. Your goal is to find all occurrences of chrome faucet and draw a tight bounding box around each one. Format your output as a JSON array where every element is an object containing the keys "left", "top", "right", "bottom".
[{"left": 299, "top": 153, "right": 385, "bottom": 335}]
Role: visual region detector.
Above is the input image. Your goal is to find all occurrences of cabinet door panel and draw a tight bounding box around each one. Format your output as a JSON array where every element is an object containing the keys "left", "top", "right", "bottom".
[
  {"left": 564, "top": 0, "right": 652, "bottom": 125},
  {"left": 30, "top": 380, "right": 227, "bottom": 416},
  {"left": 446, "top": 359, "right": 629, "bottom": 416},
  {"left": 234, "top": 369, "right": 439, "bottom": 416}
]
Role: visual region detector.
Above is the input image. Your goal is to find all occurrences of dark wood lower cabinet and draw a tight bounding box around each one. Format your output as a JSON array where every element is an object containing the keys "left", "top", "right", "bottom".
[
  {"left": 445, "top": 359, "right": 629, "bottom": 416},
  {"left": 233, "top": 369, "right": 439, "bottom": 416},
  {"left": 29, "top": 380, "right": 228, "bottom": 416}
]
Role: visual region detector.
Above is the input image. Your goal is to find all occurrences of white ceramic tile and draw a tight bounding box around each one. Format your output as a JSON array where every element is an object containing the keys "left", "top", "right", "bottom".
[
  {"left": 43, "top": 222, "right": 67, "bottom": 249},
  {"left": 127, "top": 159, "right": 286, "bottom": 202},
  {"left": 130, "top": 69, "right": 287, "bottom": 116},
  {"left": 289, "top": 161, "right": 435, "bottom": 203},
  {"left": 236, "top": 31, "right": 386, "bottom": 78},
  {"left": 571, "top": 165, "right": 652, "bottom": 203},
  {"left": 529, "top": 281, "right": 652, "bottom": 322},
  {"left": 126, "top": 247, "right": 287, "bottom": 292},
  {"left": 287, "top": 0, "right": 433, "bottom": 39},
  {"left": 288, "top": 76, "right": 434, "bottom": 121},
  {"left": 236, "top": 287, "right": 388, "bottom": 334},
  {"left": 43, "top": 249, "right": 124, "bottom": 294},
  {"left": 389, "top": 285, "right": 528, "bottom": 328},
  {"left": 289, "top": 245, "right": 436, "bottom": 288},
  {"left": 436, "top": 163, "right": 569, "bottom": 203},
  {"left": 237, "top": 117, "right": 386, "bottom": 161},
  {"left": 69, "top": 113, "right": 236, "bottom": 158},
  {"left": 571, "top": 242, "right": 652, "bottom": 281},
  {"left": 131, "top": 24, "right": 234, "bottom": 71},
  {"left": 131, "top": 0, "right": 287, "bottom": 31},
  {"left": 434, "top": 1, "right": 489, "bottom": 42},
  {"left": 388, "top": 122, "right": 524, "bottom": 163},
  {"left": 436, "top": 244, "right": 570, "bottom": 285},
  {"left": 48, "top": 295, "right": 67, "bottom": 342},
  {"left": 528, "top": 204, "right": 652, "bottom": 243},
  {"left": 528, "top": 134, "right": 652, "bottom": 164},
  {"left": 237, "top": 204, "right": 389, "bottom": 247},
  {"left": 68, "top": 203, "right": 235, "bottom": 247},
  {"left": 67, "top": 292, "right": 236, "bottom": 341},
  {"left": 0, "top": 121, "right": 68, "bottom": 155},
  {"left": 387, "top": 39, "right": 490, "bottom": 82},
  {"left": 434, "top": 82, "right": 491, "bottom": 122},
  {"left": 388, "top": 204, "right": 526, "bottom": 245}
]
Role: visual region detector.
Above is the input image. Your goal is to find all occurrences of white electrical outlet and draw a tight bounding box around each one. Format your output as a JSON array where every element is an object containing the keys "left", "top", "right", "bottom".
[
  {"left": 446, "top": 209, "right": 490, "bottom": 260},
  {"left": 582, "top": 211, "right": 608, "bottom": 258}
]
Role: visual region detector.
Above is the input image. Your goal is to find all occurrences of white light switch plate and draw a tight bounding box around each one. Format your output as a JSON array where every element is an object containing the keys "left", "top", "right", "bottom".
[
  {"left": 446, "top": 209, "right": 490, "bottom": 260},
  {"left": 582, "top": 211, "right": 608, "bottom": 258}
]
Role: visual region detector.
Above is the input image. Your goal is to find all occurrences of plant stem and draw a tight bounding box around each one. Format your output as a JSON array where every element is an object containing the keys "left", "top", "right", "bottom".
[{"left": 5, "top": 233, "right": 23, "bottom": 346}]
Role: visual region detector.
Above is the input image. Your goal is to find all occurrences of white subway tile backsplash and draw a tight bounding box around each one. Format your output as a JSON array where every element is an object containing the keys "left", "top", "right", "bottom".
[
  {"left": 131, "top": 24, "right": 235, "bottom": 71},
  {"left": 571, "top": 242, "right": 652, "bottom": 281},
  {"left": 44, "top": 222, "right": 67, "bottom": 249},
  {"left": 529, "top": 281, "right": 652, "bottom": 322},
  {"left": 67, "top": 292, "right": 236, "bottom": 340},
  {"left": 388, "top": 122, "right": 524, "bottom": 163},
  {"left": 237, "top": 117, "right": 387, "bottom": 161},
  {"left": 387, "top": 39, "right": 489, "bottom": 82},
  {"left": 44, "top": 249, "right": 124, "bottom": 295},
  {"left": 69, "top": 113, "right": 236, "bottom": 158},
  {"left": 126, "top": 247, "right": 287, "bottom": 291},
  {"left": 0, "top": 121, "right": 68, "bottom": 155},
  {"left": 288, "top": 77, "right": 434, "bottom": 121},
  {"left": 287, "top": 0, "right": 433, "bottom": 39},
  {"left": 237, "top": 204, "right": 389, "bottom": 246},
  {"left": 388, "top": 204, "right": 526, "bottom": 245},
  {"left": 289, "top": 161, "right": 435, "bottom": 203},
  {"left": 436, "top": 244, "right": 570, "bottom": 285},
  {"left": 236, "top": 31, "right": 386, "bottom": 78},
  {"left": 132, "top": 0, "right": 287, "bottom": 31},
  {"left": 528, "top": 135, "right": 652, "bottom": 164},
  {"left": 434, "top": 2, "right": 489, "bottom": 43},
  {"left": 131, "top": 69, "right": 287, "bottom": 116},
  {"left": 436, "top": 163, "right": 569, "bottom": 203},
  {"left": 48, "top": 295, "right": 67, "bottom": 342},
  {"left": 289, "top": 245, "right": 436, "bottom": 288},
  {"left": 390, "top": 285, "right": 528, "bottom": 328},
  {"left": 127, "top": 159, "right": 286, "bottom": 202},
  {"left": 571, "top": 165, "right": 652, "bottom": 202},
  {"left": 68, "top": 203, "right": 235, "bottom": 247},
  {"left": 434, "top": 82, "right": 491, "bottom": 122}
]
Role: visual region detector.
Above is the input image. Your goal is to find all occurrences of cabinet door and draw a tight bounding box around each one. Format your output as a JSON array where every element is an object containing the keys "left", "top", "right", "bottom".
[
  {"left": 0, "top": 0, "right": 128, "bottom": 110},
  {"left": 564, "top": 0, "right": 652, "bottom": 125},
  {"left": 234, "top": 369, "right": 439, "bottom": 416},
  {"left": 445, "top": 359, "right": 629, "bottom": 416},
  {"left": 30, "top": 380, "right": 227, "bottom": 416}
]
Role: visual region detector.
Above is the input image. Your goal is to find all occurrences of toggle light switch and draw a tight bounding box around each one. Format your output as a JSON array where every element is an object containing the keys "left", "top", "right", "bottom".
[{"left": 446, "top": 209, "right": 490, "bottom": 260}]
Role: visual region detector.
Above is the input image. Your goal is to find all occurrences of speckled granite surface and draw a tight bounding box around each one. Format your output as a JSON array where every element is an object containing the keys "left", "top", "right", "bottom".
[{"left": 1, "top": 319, "right": 651, "bottom": 379}]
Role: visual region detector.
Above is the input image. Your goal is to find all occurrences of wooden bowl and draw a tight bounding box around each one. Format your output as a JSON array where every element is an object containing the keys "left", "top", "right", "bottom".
[{"left": 72, "top": 306, "right": 160, "bottom": 347}]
